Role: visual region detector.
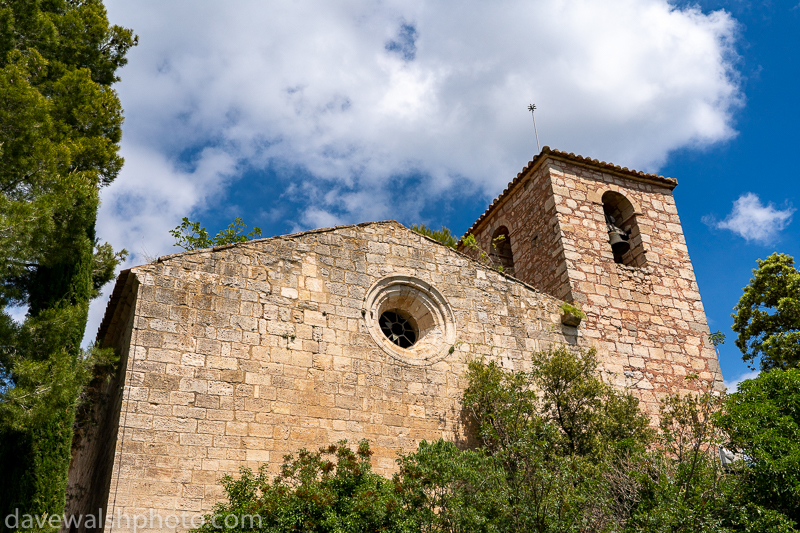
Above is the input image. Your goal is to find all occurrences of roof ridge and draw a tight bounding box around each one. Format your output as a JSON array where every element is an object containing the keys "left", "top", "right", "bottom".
[
  {"left": 152, "top": 220, "right": 405, "bottom": 263},
  {"left": 463, "top": 146, "right": 677, "bottom": 238}
]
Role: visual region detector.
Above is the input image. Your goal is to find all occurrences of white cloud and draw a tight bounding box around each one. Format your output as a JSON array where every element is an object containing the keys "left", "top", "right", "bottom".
[
  {"left": 724, "top": 370, "right": 759, "bottom": 392},
  {"left": 102, "top": 0, "right": 743, "bottom": 234},
  {"left": 86, "top": 0, "right": 744, "bottom": 344},
  {"left": 98, "top": 143, "right": 239, "bottom": 264},
  {"left": 703, "top": 193, "right": 795, "bottom": 243}
]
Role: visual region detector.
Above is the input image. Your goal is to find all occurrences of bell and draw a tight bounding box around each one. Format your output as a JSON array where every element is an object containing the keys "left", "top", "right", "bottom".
[{"left": 608, "top": 229, "right": 630, "bottom": 255}]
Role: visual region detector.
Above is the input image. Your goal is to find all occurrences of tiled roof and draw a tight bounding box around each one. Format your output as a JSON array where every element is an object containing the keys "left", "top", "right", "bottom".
[{"left": 464, "top": 146, "right": 677, "bottom": 237}]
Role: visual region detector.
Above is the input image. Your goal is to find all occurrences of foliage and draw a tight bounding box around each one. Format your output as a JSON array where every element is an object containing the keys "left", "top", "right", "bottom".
[
  {"left": 410, "top": 224, "right": 458, "bottom": 249},
  {"left": 460, "top": 233, "right": 510, "bottom": 273},
  {"left": 717, "top": 369, "right": 800, "bottom": 525},
  {"left": 461, "top": 354, "right": 582, "bottom": 532},
  {"left": 171, "top": 217, "right": 263, "bottom": 251},
  {"left": 732, "top": 253, "right": 800, "bottom": 371},
  {"left": 458, "top": 347, "right": 654, "bottom": 531},
  {"left": 461, "top": 354, "right": 540, "bottom": 454},
  {"left": 462, "top": 347, "right": 650, "bottom": 458},
  {"left": 193, "top": 440, "right": 413, "bottom": 533},
  {"left": 628, "top": 375, "right": 796, "bottom": 533},
  {"left": 658, "top": 376, "right": 725, "bottom": 471},
  {"left": 0, "top": 0, "right": 135, "bottom": 525},
  {"left": 623, "top": 375, "right": 800, "bottom": 533},
  {"left": 559, "top": 303, "right": 586, "bottom": 320},
  {"left": 200, "top": 347, "right": 800, "bottom": 532},
  {"left": 531, "top": 347, "right": 652, "bottom": 457},
  {"left": 709, "top": 331, "right": 726, "bottom": 348},
  {"left": 625, "top": 377, "right": 730, "bottom": 532},
  {"left": 394, "top": 439, "right": 504, "bottom": 533},
  {"left": 91, "top": 241, "right": 129, "bottom": 297},
  {"left": 0, "top": 312, "right": 111, "bottom": 431}
]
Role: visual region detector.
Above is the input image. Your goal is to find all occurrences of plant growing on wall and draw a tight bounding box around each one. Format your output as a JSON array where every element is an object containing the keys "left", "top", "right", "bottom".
[
  {"left": 558, "top": 303, "right": 586, "bottom": 319},
  {"left": 170, "top": 217, "right": 263, "bottom": 251},
  {"left": 460, "top": 233, "right": 511, "bottom": 273},
  {"left": 410, "top": 224, "right": 458, "bottom": 249},
  {"left": 559, "top": 303, "right": 586, "bottom": 327}
]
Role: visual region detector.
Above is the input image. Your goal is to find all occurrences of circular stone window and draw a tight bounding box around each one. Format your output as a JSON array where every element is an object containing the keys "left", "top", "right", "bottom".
[
  {"left": 379, "top": 310, "right": 418, "bottom": 348},
  {"left": 364, "top": 276, "right": 456, "bottom": 366}
]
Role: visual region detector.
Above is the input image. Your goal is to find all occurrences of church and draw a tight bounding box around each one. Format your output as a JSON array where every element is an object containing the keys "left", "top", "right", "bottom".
[{"left": 64, "top": 146, "right": 723, "bottom": 530}]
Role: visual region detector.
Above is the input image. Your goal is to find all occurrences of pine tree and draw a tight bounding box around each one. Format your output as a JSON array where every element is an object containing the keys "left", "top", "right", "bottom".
[{"left": 0, "top": 0, "right": 135, "bottom": 526}]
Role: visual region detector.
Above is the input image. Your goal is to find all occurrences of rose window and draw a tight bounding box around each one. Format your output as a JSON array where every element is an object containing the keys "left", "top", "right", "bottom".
[
  {"left": 379, "top": 310, "right": 418, "bottom": 348},
  {"left": 363, "top": 275, "right": 457, "bottom": 366}
]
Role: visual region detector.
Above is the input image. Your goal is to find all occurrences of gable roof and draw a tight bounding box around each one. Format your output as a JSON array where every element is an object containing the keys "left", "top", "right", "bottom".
[
  {"left": 95, "top": 220, "right": 550, "bottom": 346},
  {"left": 463, "top": 146, "right": 677, "bottom": 238},
  {"left": 96, "top": 221, "right": 400, "bottom": 345}
]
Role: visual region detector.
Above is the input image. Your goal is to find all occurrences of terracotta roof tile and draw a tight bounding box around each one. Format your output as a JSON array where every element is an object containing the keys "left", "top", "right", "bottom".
[{"left": 463, "top": 146, "right": 677, "bottom": 237}]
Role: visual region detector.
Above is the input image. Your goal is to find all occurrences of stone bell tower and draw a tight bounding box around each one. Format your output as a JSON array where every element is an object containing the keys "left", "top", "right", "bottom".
[{"left": 464, "top": 147, "right": 723, "bottom": 418}]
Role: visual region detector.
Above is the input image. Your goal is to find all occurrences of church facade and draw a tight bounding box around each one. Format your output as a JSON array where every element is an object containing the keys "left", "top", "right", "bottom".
[{"left": 64, "top": 147, "right": 723, "bottom": 531}]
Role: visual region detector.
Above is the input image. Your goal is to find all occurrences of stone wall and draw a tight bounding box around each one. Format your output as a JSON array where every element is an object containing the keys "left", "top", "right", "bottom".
[
  {"left": 76, "top": 221, "right": 585, "bottom": 531},
  {"left": 64, "top": 272, "right": 139, "bottom": 532},
  {"left": 467, "top": 163, "right": 569, "bottom": 301},
  {"left": 468, "top": 151, "right": 723, "bottom": 419}
]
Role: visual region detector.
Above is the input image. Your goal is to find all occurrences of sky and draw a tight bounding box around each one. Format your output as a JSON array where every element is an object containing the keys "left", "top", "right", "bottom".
[{"left": 84, "top": 0, "right": 799, "bottom": 390}]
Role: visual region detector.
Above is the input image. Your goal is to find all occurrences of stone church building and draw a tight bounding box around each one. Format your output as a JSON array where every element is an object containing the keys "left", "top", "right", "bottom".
[{"left": 64, "top": 147, "right": 723, "bottom": 530}]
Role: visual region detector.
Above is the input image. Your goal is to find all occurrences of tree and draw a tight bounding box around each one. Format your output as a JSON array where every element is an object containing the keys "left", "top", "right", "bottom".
[
  {"left": 462, "top": 347, "right": 651, "bottom": 458},
  {"left": 732, "top": 253, "right": 800, "bottom": 371},
  {"left": 619, "top": 374, "right": 800, "bottom": 533},
  {"left": 530, "top": 347, "right": 652, "bottom": 457},
  {"left": 0, "top": 0, "right": 135, "bottom": 525},
  {"left": 170, "top": 217, "right": 262, "bottom": 251},
  {"left": 394, "top": 439, "right": 505, "bottom": 533},
  {"left": 717, "top": 369, "right": 800, "bottom": 525},
  {"left": 461, "top": 354, "right": 580, "bottom": 532},
  {"left": 458, "top": 347, "right": 654, "bottom": 532},
  {"left": 625, "top": 376, "right": 731, "bottom": 533}
]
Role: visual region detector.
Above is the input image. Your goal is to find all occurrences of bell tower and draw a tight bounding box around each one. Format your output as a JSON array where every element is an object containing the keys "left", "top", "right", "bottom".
[{"left": 464, "top": 147, "right": 723, "bottom": 418}]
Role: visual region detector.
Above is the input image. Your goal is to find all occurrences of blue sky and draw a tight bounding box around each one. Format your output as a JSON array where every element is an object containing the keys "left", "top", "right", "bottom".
[
  {"left": 91, "top": 0, "right": 799, "bottom": 388},
  {"left": 662, "top": 0, "right": 800, "bottom": 388}
]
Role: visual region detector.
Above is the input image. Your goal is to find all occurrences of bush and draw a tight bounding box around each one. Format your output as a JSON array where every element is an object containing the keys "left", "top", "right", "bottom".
[
  {"left": 717, "top": 369, "right": 800, "bottom": 525},
  {"left": 194, "top": 441, "right": 412, "bottom": 533},
  {"left": 197, "top": 349, "right": 800, "bottom": 532}
]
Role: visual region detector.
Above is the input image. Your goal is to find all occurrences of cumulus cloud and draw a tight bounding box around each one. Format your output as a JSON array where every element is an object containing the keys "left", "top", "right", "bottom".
[
  {"left": 85, "top": 0, "right": 744, "bottom": 342},
  {"left": 703, "top": 193, "right": 795, "bottom": 243},
  {"left": 101, "top": 0, "right": 742, "bottom": 254}
]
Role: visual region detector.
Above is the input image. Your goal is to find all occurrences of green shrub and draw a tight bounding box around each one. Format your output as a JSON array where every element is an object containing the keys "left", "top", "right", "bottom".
[
  {"left": 559, "top": 303, "right": 586, "bottom": 319},
  {"left": 410, "top": 224, "right": 458, "bottom": 249}
]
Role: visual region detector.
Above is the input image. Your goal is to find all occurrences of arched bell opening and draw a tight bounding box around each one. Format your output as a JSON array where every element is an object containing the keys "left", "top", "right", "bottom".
[
  {"left": 490, "top": 226, "right": 516, "bottom": 276},
  {"left": 601, "top": 191, "right": 646, "bottom": 267}
]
